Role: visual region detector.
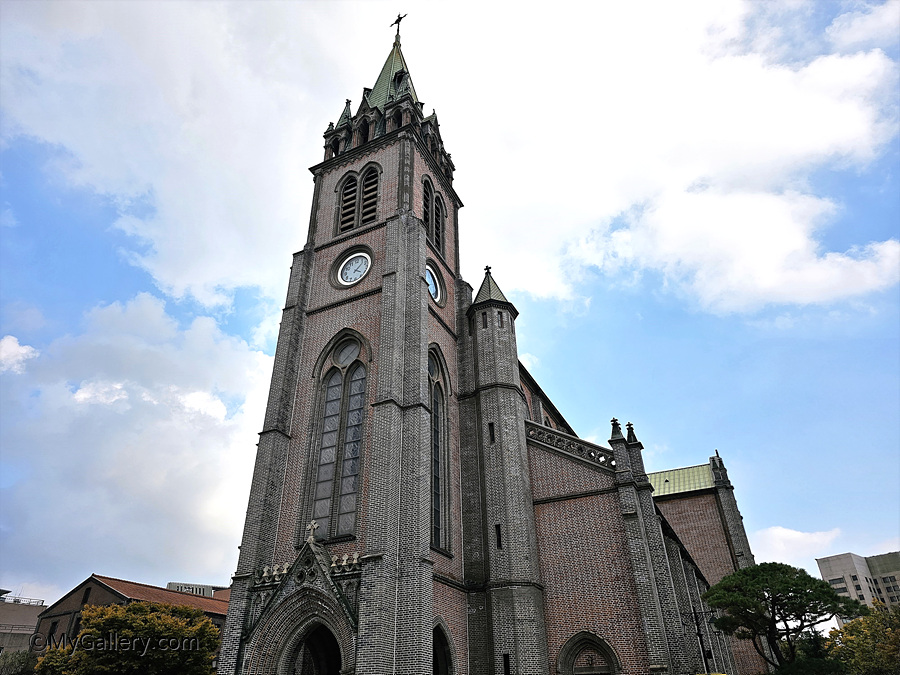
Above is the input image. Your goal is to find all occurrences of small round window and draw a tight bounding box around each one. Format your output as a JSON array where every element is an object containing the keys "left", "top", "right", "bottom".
[
  {"left": 425, "top": 264, "right": 442, "bottom": 303},
  {"left": 334, "top": 340, "right": 360, "bottom": 366}
]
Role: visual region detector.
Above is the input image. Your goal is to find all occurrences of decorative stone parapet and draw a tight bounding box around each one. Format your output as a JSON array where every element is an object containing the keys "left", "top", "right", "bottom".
[{"left": 525, "top": 421, "right": 616, "bottom": 469}]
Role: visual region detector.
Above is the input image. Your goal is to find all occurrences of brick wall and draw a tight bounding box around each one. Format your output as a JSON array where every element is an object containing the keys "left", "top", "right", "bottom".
[
  {"left": 530, "top": 443, "right": 651, "bottom": 674},
  {"left": 657, "top": 492, "right": 770, "bottom": 675}
]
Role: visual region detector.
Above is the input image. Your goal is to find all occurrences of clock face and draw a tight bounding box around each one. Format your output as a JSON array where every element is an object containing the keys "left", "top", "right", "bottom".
[
  {"left": 338, "top": 253, "right": 370, "bottom": 285},
  {"left": 425, "top": 265, "right": 440, "bottom": 302}
]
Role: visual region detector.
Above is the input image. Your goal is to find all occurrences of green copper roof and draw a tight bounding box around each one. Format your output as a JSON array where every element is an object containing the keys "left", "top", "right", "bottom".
[
  {"left": 368, "top": 35, "right": 419, "bottom": 111},
  {"left": 473, "top": 270, "right": 510, "bottom": 304},
  {"left": 335, "top": 99, "right": 352, "bottom": 128},
  {"left": 648, "top": 464, "right": 714, "bottom": 496}
]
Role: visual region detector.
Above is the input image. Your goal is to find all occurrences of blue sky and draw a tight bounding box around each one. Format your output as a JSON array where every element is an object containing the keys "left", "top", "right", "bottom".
[{"left": 1, "top": 0, "right": 898, "bottom": 606}]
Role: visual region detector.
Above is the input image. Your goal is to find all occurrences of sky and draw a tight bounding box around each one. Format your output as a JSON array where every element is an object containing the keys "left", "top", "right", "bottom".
[{"left": 1, "top": 0, "right": 898, "bottom": 609}]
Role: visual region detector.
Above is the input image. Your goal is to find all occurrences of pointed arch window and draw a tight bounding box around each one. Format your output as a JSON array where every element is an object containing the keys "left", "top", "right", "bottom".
[
  {"left": 433, "top": 194, "right": 445, "bottom": 253},
  {"left": 428, "top": 352, "right": 449, "bottom": 550},
  {"left": 423, "top": 178, "right": 445, "bottom": 255},
  {"left": 423, "top": 180, "right": 433, "bottom": 236},
  {"left": 311, "top": 339, "right": 367, "bottom": 539},
  {"left": 357, "top": 119, "right": 370, "bottom": 146},
  {"left": 337, "top": 167, "right": 380, "bottom": 234}
]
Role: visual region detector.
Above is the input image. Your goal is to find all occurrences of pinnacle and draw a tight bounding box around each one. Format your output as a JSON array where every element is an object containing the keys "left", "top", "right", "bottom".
[{"left": 473, "top": 266, "right": 510, "bottom": 305}]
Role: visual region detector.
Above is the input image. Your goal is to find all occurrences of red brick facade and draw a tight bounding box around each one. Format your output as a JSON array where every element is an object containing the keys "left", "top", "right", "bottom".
[{"left": 219, "top": 34, "right": 765, "bottom": 675}]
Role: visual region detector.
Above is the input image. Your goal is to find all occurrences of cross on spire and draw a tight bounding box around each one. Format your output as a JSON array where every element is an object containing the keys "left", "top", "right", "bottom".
[
  {"left": 305, "top": 520, "right": 319, "bottom": 542},
  {"left": 390, "top": 13, "right": 407, "bottom": 37},
  {"left": 484, "top": 265, "right": 492, "bottom": 275}
]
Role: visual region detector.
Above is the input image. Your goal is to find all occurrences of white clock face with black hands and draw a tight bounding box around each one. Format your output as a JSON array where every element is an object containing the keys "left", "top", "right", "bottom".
[{"left": 339, "top": 253, "right": 370, "bottom": 285}]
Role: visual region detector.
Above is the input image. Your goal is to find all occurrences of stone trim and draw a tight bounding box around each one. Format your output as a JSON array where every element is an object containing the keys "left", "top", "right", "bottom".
[
  {"left": 313, "top": 220, "right": 388, "bottom": 253},
  {"left": 428, "top": 305, "right": 457, "bottom": 340},
  {"left": 532, "top": 486, "right": 620, "bottom": 505},
  {"left": 525, "top": 421, "right": 616, "bottom": 471},
  {"left": 306, "top": 288, "right": 383, "bottom": 316}
]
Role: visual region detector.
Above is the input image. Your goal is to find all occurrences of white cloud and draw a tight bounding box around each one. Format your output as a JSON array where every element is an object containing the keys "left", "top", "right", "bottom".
[
  {"left": 751, "top": 525, "right": 842, "bottom": 573},
  {"left": 179, "top": 390, "right": 228, "bottom": 420},
  {"left": 827, "top": 0, "right": 900, "bottom": 51},
  {"left": 3, "top": 303, "right": 46, "bottom": 332},
  {"left": 0, "top": 1, "right": 324, "bottom": 305},
  {"left": 518, "top": 353, "right": 540, "bottom": 371},
  {"left": 0, "top": 294, "right": 271, "bottom": 594},
  {"left": 0, "top": 335, "right": 39, "bottom": 374},
  {"left": 1, "top": 206, "right": 18, "bottom": 228},
  {"left": 72, "top": 381, "right": 128, "bottom": 405},
  {"left": 1, "top": 1, "right": 896, "bottom": 315},
  {"left": 574, "top": 189, "right": 900, "bottom": 312}
]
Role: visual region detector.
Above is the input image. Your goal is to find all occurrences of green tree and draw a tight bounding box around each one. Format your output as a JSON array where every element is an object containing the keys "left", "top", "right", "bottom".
[
  {"left": 0, "top": 649, "right": 39, "bottom": 675},
  {"left": 35, "top": 602, "right": 220, "bottom": 675},
  {"left": 826, "top": 601, "right": 900, "bottom": 675},
  {"left": 773, "top": 631, "right": 845, "bottom": 675},
  {"left": 702, "top": 562, "right": 866, "bottom": 670}
]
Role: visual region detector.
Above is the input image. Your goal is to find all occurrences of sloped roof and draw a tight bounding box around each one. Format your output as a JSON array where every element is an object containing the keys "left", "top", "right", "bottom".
[
  {"left": 473, "top": 270, "right": 510, "bottom": 305},
  {"left": 93, "top": 575, "right": 229, "bottom": 615},
  {"left": 647, "top": 464, "right": 714, "bottom": 496},
  {"left": 368, "top": 36, "right": 419, "bottom": 111}
]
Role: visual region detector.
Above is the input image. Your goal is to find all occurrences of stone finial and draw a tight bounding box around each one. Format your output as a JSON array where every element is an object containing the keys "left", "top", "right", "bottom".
[
  {"left": 305, "top": 520, "right": 319, "bottom": 543},
  {"left": 626, "top": 422, "right": 638, "bottom": 444},
  {"left": 610, "top": 418, "right": 624, "bottom": 440}
]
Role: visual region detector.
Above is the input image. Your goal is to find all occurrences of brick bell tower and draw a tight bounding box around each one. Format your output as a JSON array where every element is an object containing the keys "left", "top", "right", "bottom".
[{"left": 218, "top": 28, "right": 471, "bottom": 675}]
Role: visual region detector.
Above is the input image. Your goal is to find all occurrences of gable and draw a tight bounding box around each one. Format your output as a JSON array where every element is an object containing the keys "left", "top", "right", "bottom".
[
  {"left": 38, "top": 575, "right": 127, "bottom": 620},
  {"left": 527, "top": 425, "right": 617, "bottom": 502}
]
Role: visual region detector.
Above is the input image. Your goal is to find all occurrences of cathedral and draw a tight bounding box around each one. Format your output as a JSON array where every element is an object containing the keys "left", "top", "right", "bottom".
[{"left": 218, "top": 30, "right": 767, "bottom": 675}]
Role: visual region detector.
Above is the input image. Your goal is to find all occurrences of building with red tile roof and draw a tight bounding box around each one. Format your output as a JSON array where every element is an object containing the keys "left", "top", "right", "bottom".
[{"left": 35, "top": 573, "right": 229, "bottom": 646}]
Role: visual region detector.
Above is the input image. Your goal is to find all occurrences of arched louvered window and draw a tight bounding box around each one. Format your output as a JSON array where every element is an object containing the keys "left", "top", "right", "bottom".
[
  {"left": 423, "top": 178, "right": 445, "bottom": 256},
  {"left": 423, "top": 180, "right": 433, "bottom": 239},
  {"left": 312, "top": 339, "right": 367, "bottom": 539},
  {"left": 339, "top": 176, "right": 358, "bottom": 232},
  {"left": 337, "top": 167, "right": 380, "bottom": 234},
  {"left": 428, "top": 352, "right": 448, "bottom": 549},
  {"left": 392, "top": 109, "right": 403, "bottom": 131},
  {"left": 433, "top": 194, "right": 445, "bottom": 254},
  {"left": 361, "top": 168, "right": 378, "bottom": 225}
]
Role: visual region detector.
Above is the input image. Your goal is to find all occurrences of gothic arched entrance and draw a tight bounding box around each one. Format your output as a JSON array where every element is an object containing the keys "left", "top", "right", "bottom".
[
  {"left": 557, "top": 631, "right": 620, "bottom": 675},
  {"left": 433, "top": 625, "right": 453, "bottom": 675},
  {"left": 292, "top": 624, "right": 342, "bottom": 675}
]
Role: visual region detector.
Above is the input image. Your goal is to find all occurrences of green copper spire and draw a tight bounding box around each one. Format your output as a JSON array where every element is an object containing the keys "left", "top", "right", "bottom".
[
  {"left": 473, "top": 266, "right": 511, "bottom": 305},
  {"left": 335, "top": 99, "right": 352, "bottom": 128},
  {"left": 367, "top": 33, "right": 419, "bottom": 112}
]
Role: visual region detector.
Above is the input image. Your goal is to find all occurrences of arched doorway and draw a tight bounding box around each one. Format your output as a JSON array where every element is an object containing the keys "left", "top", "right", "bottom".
[
  {"left": 573, "top": 644, "right": 612, "bottom": 674},
  {"left": 292, "top": 624, "right": 342, "bottom": 675},
  {"left": 557, "top": 631, "right": 620, "bottom": 675},
  {"left": 433, "top": 625, "right": 453, "bottom": 675}
]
